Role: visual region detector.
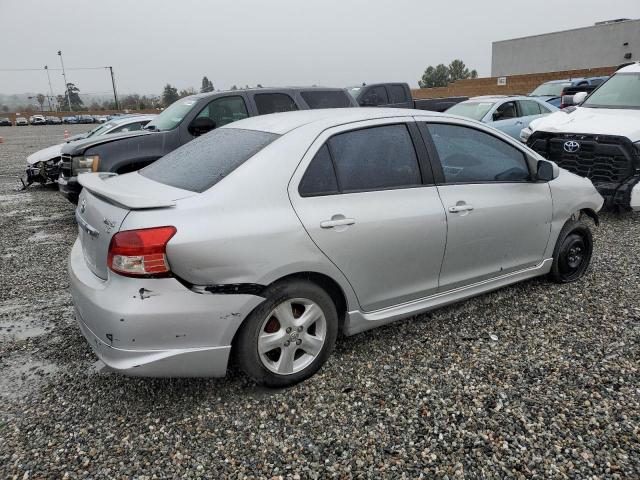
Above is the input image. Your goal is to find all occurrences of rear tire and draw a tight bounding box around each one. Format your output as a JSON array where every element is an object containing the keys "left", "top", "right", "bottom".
[
  {"left": 234, "top": 280, "right": 338, "bottom": 387},
  {"left": 549, "top": 219, "right": 593, "bottom": 283}
]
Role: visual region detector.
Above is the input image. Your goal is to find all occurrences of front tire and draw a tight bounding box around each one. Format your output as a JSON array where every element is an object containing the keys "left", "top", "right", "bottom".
[
  {"left": 235, "top": 280, "right": 338, "bottom": 387},
  {"left": 549, "top": 219, "right": 593, "bottom": 283}
]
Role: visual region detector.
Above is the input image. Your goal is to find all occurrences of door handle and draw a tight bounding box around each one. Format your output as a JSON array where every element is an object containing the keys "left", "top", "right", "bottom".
[
  {"left": 320, "top": 218, "right": 356, "bottom": 228},
  {"left": 448, "top": 205, "right": 474, "bottom": 213}
]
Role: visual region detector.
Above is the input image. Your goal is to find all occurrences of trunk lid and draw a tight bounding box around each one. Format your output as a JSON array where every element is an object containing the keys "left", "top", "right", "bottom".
[{"left": 76, "top": 172, "right": 195, "bottom": 279}]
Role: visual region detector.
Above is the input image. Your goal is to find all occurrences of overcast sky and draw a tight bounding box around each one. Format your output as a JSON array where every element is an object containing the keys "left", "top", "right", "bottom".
[{"left": 1, "top": 0, "right": 638, "bottom": 98}]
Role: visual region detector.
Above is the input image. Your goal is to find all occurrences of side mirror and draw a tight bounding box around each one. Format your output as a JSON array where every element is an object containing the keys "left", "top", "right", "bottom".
[
  {"left": 573, "top": 91, "right": 588, "bottom": 104},
  {"left": 360, "top": 98, "right": 375, "bottom": 107},
  {"left": 536, "top": 159, "right": 559, "bottom": 181},
  {"left": 188, "top": 117, "right": 216, "bottom": 136}
]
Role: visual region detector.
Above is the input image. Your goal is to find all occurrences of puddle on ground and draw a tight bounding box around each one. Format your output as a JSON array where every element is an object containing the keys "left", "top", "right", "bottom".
[
  {"left": 27, "top": 231, "right": 62, "bottom": 243},
  {"left": 0, "top": 354, "right": 60, "bottom": 402},
  {"left": 0, "top": 193, "right": 32, "bottom": 205},
  {"left": 0, "top": 319, "right": 48, "bottom": 341}
]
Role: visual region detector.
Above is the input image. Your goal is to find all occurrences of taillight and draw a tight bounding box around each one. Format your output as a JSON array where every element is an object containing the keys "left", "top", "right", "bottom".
[{"left": 107, "top": 226, "right": 176, "bottom": 278}]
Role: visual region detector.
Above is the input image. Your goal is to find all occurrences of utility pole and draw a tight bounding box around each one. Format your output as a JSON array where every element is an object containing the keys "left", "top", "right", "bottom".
[
  {"left": 44, "top": 65, "right": 55, "bottom": 112},
  {"left": 57, "top": 50, "right": 72, "bottom": 112},
  {"left": 107, "top": 66, "right": 119, "bottom": 110}
]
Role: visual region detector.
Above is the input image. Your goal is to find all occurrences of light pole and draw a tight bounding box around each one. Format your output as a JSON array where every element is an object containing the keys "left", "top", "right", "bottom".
[
  {"left": 57, "top": 50, "right": 73, "bottom": 112},
  {"left": 44, "top": 65, "right": 55, "bottom": 112},
  {"left": 107, "top": 66, "right": 119, "bottom": 110}
]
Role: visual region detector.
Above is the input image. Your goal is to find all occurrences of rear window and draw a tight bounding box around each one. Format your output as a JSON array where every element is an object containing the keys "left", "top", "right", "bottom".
[
  {"left": 140, "top": 128, "right": 279, "bottom": 193},
  {"left": 300, "top": 90, "right": 353, "bottom": 109},
  {"left": 254, "top": 93, "right": 298, "bottom": 114}
]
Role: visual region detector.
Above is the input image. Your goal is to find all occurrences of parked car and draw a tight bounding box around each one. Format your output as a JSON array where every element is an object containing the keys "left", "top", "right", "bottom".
[
  {"left": 16, "top": 117, "right": 28, "bottom": 126},
  {"left": 0, "top": 117, "right": 12, "bottom": 126},
  {"left": 95, "top": 115, "right": 108, "bottom": 123},
  {"left": 63, "top": 116, "right": 78, "bottom": 124},
  {"left": 525, "top": 63, "right": 640, "bottom": 211},
  {"left": 46, "top": 116, "right": 62, "bottom": 125},
  {"left": 69, "top": 108, "right": 602, "bottom": 385},
  {"left": 23, "top": 114, "right": 157, "bottom": 187},
  {"left": 445, "top": 95, "right": 557, "bottom": 139},
  {"left": 29, "top": 115, "right": 47, "bottom": 125},
  {"left": 77, "top": 115, "right": 95, "bottom": 124},
  {"left": 347, "top": 83, "right": 467, "bottom": 112},
  {"left": 58, "top": 87, "right": 358, "bottom": 203},
  {"left": 529, "top": 76, "right": 609, "bottom": 108}
]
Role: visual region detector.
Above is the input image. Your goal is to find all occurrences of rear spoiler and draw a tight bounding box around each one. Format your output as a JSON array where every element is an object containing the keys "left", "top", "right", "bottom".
[{"left": 78, "top": 173, "right": 176, "bottom": 209}]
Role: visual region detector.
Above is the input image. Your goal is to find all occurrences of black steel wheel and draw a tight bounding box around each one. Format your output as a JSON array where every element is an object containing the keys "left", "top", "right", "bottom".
[{"left": 549, "top": 220, "right": 593, "bottom": 283}]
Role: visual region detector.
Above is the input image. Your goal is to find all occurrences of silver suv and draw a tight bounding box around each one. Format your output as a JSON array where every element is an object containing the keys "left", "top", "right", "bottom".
[{"left": 69, "top": 108, "right": 603, "bottom": 386}]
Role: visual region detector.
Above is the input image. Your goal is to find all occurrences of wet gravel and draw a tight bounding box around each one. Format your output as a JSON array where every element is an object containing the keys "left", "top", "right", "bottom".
[{"left": 1, "top": 125, "right": 639, "bottom": 479}]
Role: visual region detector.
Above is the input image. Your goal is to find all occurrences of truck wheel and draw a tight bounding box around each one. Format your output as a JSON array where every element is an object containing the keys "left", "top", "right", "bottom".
[
  {"left": 549, "top": 219, "right": 593, "bottom": 283},
  {"left": 234, "top": 280, "right": 338, "bottom": 387}
]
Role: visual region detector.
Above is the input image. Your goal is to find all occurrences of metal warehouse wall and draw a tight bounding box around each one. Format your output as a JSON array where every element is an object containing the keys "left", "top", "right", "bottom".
[{"left": 491, "top": 19, "right": 640, "bottom": 76}]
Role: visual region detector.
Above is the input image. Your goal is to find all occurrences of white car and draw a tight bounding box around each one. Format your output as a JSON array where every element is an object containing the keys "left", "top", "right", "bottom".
[
  {"left": 522, "top": 63, "right": 640, "bottom": 211},
  {"left": 23, "top": 114, "right": 156, "bottom": 187}
]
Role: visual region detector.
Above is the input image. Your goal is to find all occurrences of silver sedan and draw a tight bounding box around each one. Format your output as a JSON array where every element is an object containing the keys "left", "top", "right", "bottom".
[{"left": 69, "top": 108, "right": 603, "bottom": 386}]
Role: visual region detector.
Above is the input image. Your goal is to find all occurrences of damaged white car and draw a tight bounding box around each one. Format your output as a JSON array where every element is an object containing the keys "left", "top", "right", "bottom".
[{"left": 23, "top": 114, "right": 156, "bottom": 188}]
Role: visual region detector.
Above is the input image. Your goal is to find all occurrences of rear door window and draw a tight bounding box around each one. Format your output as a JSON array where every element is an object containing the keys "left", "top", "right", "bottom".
[
  {"left": 493, "top": 101, "right": 518, "bottom": 120},
  {"left": 140, "top": 128, "right": 279, "bottom": 192},
  {"left": 254, "top": 93, "right": 298, "bottom": 114},
  {"left": 328, "top": 124, "right": 421, "bottom": 192},
  {"left": 300, "top": 90, "right": 353, "bottom": 108}
]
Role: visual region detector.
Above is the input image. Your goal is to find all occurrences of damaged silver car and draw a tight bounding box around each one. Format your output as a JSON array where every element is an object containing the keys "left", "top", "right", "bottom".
[
  {"left": 69, "top": 108, "right": 603, "bottom": 387},
  {"left": 22, "top": 114, "right": 156, "bottom": 188}
]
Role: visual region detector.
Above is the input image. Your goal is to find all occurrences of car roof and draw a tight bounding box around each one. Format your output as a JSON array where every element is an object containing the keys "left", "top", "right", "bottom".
[
  {"left": 186, "top": 86, "right": 349, "bottom": 101},
  {"left": 223, "top": 107, "right": 445, "bottom": 135},
  {"left": 617, "top": 62, "right": 640, "bottom": 73},
  {"left": 109, "top": 114, "right": 156, "bottom": 124},
  {"left": 466, "top": 95, "right": 536, "bottom": 102}
]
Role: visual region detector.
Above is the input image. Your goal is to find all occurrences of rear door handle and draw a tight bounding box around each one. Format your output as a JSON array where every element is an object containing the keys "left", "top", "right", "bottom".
[
  {"left": 448, "top": 205, "right": 474, "bottom": 213},
  {"left": 320, "top": 218, "right": 356, "bottom": 228}
]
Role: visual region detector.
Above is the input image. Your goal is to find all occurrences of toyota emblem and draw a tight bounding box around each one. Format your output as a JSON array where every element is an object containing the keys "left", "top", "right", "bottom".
[{"left": 564, "top": 140, "right": 580, "bottom": 153}]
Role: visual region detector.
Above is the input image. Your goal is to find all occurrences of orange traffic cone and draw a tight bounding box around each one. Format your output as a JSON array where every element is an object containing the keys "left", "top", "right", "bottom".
[{"left": 64, "top": 129, "right": 69, "bottom": 139}]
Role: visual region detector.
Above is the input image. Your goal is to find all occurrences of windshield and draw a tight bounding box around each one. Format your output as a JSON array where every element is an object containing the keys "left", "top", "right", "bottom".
[
  {"left": 530, "top": 82, "right": 571, "bottom": 97},
  {"left": 446, "top": 101, "right": 494, "bottom": 121},
  {"left": 86, "top": 122, "right": 115, "bottom": 137},
  {"left": 145, "top": 97, "right": 198, "bottom": 131},
  {"left": 582, "top": 73, "right": 640, "bottom": 109},
  {"left": 347, "top": 87, "right": 363, "bottom": 101}
]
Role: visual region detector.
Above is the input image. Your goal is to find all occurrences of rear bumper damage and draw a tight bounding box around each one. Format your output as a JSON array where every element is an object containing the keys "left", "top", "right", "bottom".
[{"left": 68, "top": 238, "right": 264, "bottom": 377}]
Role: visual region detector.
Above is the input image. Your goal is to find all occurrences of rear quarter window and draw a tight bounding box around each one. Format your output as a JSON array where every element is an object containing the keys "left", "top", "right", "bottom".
[{"left": 140, "top": 128, "right": 279, "bottom": 193}]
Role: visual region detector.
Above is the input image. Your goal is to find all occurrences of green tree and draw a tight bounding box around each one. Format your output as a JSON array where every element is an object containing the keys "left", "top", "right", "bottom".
[
  {"left": 419, "top": 64, "right": 450, "bottom": 88},
  {"left": 448, "top": 59, "right": 478, "bottom": 82},
  {"left": 230, "top": 84, "right": 238, "bottom": 91},
  {"left": 200, "top": 76, "right": 214, "bottom": 93},
  {"left": 63, "top": 83, "right": 84, "bottom": 110},
  {"left": 419, "top": 60, "right": 478, "bottom": 88},
  {"left": 36, "top": 93, "right": 46, "bottom": 112},
  {"left": 1, "top": 105, "right": 8, "bottom": 113},
  {"left": 162, "top": 84, "right": 179, "bottom": 107}
]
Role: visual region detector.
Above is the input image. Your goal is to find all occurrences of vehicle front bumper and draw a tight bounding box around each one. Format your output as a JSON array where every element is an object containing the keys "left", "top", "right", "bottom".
[
  {"left": 68, "top": 238, "right": 265, "bottom": 377},
  {"left": 58, "top": 172, "right": 81, "bottom": 203}
]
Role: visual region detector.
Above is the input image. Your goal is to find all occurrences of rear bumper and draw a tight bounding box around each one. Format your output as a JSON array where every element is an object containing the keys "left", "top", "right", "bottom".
[
  {"left": 58, "top": 172, "right": 80, "bottom": 203},
  {"left": 68, "top": 238, "right": 265, "bottom": 377}
]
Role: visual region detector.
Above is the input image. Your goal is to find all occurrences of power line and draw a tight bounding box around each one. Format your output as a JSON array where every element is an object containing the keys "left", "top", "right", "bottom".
[{"left": 0, "top": 67, "right": 108, "bottom": 72}]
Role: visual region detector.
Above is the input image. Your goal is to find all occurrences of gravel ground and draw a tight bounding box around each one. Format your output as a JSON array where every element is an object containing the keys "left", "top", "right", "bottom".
[{"left": 0, "top": 125, "right": 639, "bottom": 479}]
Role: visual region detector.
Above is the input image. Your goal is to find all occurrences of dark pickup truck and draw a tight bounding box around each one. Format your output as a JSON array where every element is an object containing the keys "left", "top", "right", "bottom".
[
  {"left": 347, "top": 83, "right": 467, "bottom": 112},
  {"left": 59, "top": 87, "right": 357, "bottom": 202}
]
